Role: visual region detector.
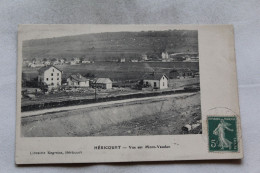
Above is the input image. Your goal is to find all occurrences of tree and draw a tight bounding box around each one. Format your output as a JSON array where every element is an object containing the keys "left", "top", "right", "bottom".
[
  {"left": 51, "top": 58, "right": 57, "bottom": 62},
  {"left": 80, "top": 57, "right": 85, "bottom": 62},
  {"left": 84, "top": 73, "right": 95, "bottom": 78}
]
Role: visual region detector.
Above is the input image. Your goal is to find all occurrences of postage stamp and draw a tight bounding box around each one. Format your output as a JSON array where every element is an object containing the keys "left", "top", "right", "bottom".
[{"left": 208, "top": 116, "right": 238, "bottom": 152}]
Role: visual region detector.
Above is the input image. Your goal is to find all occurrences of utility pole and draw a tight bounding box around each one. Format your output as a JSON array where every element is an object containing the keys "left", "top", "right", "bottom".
[{"left": 94, "top": 80, "right": 97, "bottom": 101}]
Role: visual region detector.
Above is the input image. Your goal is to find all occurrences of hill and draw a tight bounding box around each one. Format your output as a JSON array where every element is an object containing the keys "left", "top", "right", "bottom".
[{"left": 22, "top": 30, "right": 198, "bottom": 61}]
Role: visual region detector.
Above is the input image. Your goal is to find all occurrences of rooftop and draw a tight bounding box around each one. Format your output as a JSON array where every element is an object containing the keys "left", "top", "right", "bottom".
[
  {"left": 143, "top": 73, "right": 168, "bottom": 80},
  {"left": 95, "top": 78, "right": 112, "bottom": 84},
  {"left": 69, "top": 74, "right": 89, "bottom": 82},
  {"left": 38, "top": 65, "right": 62, "bottom": 74},
  {"left": 170, "top": 68, "right": 192, "bottom": 73}
]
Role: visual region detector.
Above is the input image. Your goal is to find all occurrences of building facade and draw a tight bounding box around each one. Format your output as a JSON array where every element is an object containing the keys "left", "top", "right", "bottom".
[
  {"left": 38, "top": 66, "right": 62, "bottom": 88},
  {"left": 118, "top": 58, "right": 126, "bottom": 63},
  {"left": 143, "top": 73, "right": 168, "bottom": 89},
  {"left": 161, "top": 51, "right": 169, "bottom": 60}
]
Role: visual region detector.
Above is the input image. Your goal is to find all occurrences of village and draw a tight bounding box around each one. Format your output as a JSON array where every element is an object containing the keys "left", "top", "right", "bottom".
[
  {"left": 23, "top": 51, "right": 199, "bottom": 68},
  {"left": 21, "top": 52, "right": 200, "bottom": 112}
]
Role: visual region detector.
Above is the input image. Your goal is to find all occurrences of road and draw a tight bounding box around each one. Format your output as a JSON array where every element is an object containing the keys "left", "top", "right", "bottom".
[{"left": 21, "top": 92, "right": 196, "bottom": 117}]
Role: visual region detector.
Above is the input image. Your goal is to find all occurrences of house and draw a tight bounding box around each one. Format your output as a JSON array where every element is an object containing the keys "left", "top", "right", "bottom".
[
  {"left": 23, "top": 60, "right": 30, "bottom": 66},
  {"left": 169, "top": 68, "right": 194, "bottom": 79},
  {"left": 28, "top": 63, "right": 36, "bottom": 68},
  {"left": 161, "top": 51, "right": 169, "bottom": 60},
  {"left": 59, "top": 59, "right": 65, "bottom": 64},
  {"left": 169, "top": 54, "right": 185, "bottom": 61},
  {"left": 70, "top": 61, "right": 77, "bottom": 65},
  {"left": 69, "top": 57, "right": 80, "bottom": 65},
  {"left": 67, "top": 74, "right": 89, "bottom": 87},
  {"left": 194, "top": 72, "right": 200, "bottom": 77},
  {"left": 28, "top": 62, "right": 44, "bottom": 68},
  {"left": 74, "top": 58, "right": 80, "bottom": 64},
  {"left": 190, "top": 56, "right": 199, "bottom": 62},
  {"left": 44, "top": 60, "right": 51, "bottom": 66},
  {"left": 162, "top": 59, "right": 171, "bottom": 62},
  {"left": 183, "top": 56, "right": 199, "bottom": 62},
  {"left": 52, "top": 60, "right": 60, "bottom": 65},
  {"left": 82, "top": 60, "right": 91, "bottom": 64},
  {"left": 131, "top": 59, "right": 139, "bottom": 62},
  {"left": 118, "top": 58, "right": 125, "bottom": 63},
  {"left": 94, "top": 78, "right": 112, "bottom": 89},
  {"left": 141, "top": 54, "right": 148, "bottom": 61},
  {"left": 143, "top": 73, "right": 168, "bottom": 89},
  {"left": 183, "top": 57, "right": 192, "bottom": 62},
  {"left": 38, "top": 65, "right": 62, "bottom": 89}
]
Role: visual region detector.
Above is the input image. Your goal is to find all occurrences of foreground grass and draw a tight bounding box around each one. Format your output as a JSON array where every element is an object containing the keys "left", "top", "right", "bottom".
[{"left": 21, "top": 92, "right": 201, "bottom": 137}]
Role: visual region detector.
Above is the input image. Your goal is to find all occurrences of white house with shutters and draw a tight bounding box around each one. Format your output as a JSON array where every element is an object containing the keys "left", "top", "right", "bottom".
[
  {"left": 143, "top": 73, "right": 168, "bottom": 89},
  {"left": 38, "top": 65, "right": 62, "bottom": 89}
]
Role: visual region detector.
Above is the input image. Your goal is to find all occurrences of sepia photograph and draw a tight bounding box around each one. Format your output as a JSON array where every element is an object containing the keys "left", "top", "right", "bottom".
[{"left": 20, "top": 28, "right": 201, "bottom": 137}]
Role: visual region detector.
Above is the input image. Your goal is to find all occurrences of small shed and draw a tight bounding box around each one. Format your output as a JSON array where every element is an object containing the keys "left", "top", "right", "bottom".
[
  {"left": 94, "top": 78, "right": 112, "bottom": 89},
  {"left": 169, "top": 68, "right": 194, "bottom": 79}
]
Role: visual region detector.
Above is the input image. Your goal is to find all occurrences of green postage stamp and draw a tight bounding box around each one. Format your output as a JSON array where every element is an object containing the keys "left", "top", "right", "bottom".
[{"left": 208, "top": 116, "right": 238, "bottom": 152}]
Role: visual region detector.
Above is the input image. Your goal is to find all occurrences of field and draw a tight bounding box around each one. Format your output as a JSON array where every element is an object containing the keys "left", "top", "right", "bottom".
[
  {"left": 22, "top": 61, "right": 199, "bottom": 81},
  {"left": 21, "top": 92, "right": 201, "bottom": 137}
]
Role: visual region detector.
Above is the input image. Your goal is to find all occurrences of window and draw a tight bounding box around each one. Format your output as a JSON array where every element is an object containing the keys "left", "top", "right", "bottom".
[
  {"left": 53, "top": 69, "right": 54, "bottom": 72},
  {"left": 57, "top": 78, "right": 59, "bottom": 80},
  {"left": 154, "top": 82, "right": 157, "bottom": 87},
  {"left": 46, "top": 78, "right": 48, "bottom": 81},
  {"left": 51, "top": 82, "right": 54, "bottom": 85},
  {"left": 51, "top": 78, "right": 53, "bottom": 80},
  {"left": 51, "top": 73, "right": 53, "bottom": 76},
  {"left": 163, "top": 82, "right": 164, "bottom": 86},
  {"left": 57, "top": 73, "right": 59, "bottom": 76}
]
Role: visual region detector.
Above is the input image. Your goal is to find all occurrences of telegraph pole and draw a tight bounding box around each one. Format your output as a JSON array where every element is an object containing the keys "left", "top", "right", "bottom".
[{"left": 94, "top": 80, "right": 97, "bottom": 101}]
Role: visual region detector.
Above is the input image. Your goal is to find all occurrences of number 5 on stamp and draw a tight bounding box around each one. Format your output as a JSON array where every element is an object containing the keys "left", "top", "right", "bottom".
[{"left": 208, "top": 117, "right": 238, "bottom": 152}]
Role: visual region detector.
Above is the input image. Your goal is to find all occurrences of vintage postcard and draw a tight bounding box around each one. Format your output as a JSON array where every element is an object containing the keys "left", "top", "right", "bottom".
[{"left": 16, "top": 24, "right": 243, "bottom": 164}]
